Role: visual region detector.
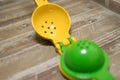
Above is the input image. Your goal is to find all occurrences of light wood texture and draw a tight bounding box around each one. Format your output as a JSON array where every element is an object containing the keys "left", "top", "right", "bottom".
[
  {"left": 109, "top": 0, "right": 120, "bottom": 13},
  {"left": 0, "top": 0, "right": 120, "bottom": 80},
  {"left": 93, "top": 0, "right": 120, "bottom": 13}
]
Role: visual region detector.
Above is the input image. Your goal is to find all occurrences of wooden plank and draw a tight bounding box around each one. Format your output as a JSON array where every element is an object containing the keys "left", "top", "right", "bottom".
[
  {"left": 0, "top": 0, "right": 31, "bottom": 10},
  {"left": 38, "top": 66, "right": 66, "bottom": 80},
  {"left": 0, "top": 45, "right": 58, "bottom": 80},
  {"left": 93, "top": 0, "right": 120, "bottom": 14},
  {"left": 110, "top": 52, "right": 120, "bottom": 80},
  {"left": 92, "top": 0, "right": 105, "bottom": 6},
  {"left": 0, "top": 0, "right": 120, "bottom": 80},
  {"left": 0, "top": 18, "right": 32, "bottom": 41},
  {"left": 71, "top": 17, "right": 120, "bottom": 41},
  {"left": 109, "top": 0, "right": 120, "bottom": 14},
  {"left": 0, "top": 0, "right": 69, "bottom": 27},
  {"left": 103, "top": 38, "right": 120, "bottom": 56}
]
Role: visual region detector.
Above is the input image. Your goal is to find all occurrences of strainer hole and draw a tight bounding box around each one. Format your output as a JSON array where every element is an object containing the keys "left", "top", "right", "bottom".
[
  {"left": 77, "top": 43, "right": 80, "bottom": 47},
  {"left": 51, "top": 32, "right": 53, "bottom": 34},
  {"left": 45, "top": 21, "right": 47, "bottom": 23},
  {"left": 54, "top": 27, "right": 56, "bottom": 29},
  {"left": 51, "top": 22, "right": 54, "bottom": 24},
  {"left": 44, "top": 31, "right": 47, "bottom": 33},
  {"left": 41, "top": 26, "right": 44, "bottom": 28},
  {"left": 48, "top": 27, "right": 50, "bottom": 29},
  {"left": 80, "top": 46, "right": 84, "bottom": 49},
  {"left": 82, "top": 42, "right": 85, "bottom": 45},
  {"left": 86, "top": 46, "right": 89, "bottom": 49},
  {"left": 88, "top": 42, "right": 91, "bottom": 45}
]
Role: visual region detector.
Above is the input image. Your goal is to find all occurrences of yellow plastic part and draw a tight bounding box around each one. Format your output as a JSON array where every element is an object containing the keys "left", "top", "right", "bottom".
[
  {"left": 55, "top": 37, "right": 76, "bottom": 54},
  {"left": 59, "top": 63, "right": 76, "bottom": 80},
  {"left": 32, "top": 0, "right": 71, "bottom": 54}
]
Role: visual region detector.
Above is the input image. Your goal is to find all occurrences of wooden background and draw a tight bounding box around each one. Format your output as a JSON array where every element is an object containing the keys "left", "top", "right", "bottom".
[
  {"left": 93, "top": 0, "right": 120, "bottom": 14},
  {"left": 0, "top": 0, "right": 120, "bottom": 80}
]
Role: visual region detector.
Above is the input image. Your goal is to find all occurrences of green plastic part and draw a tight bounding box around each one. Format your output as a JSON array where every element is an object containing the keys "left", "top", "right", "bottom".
[
  {"left": 64, "top": 40, "right": 105, "bottom": 72},
  {"left": 60, "top": 39, "right": 114, "bottom": 80}
]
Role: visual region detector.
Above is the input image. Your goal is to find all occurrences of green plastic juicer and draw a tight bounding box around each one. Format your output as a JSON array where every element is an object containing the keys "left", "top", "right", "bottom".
[
  {"left": 32, "top": 0, "right": 114, "bottom": 80},
  {"left": 59, "top": 38, "right": 114, "bottom": 80}
]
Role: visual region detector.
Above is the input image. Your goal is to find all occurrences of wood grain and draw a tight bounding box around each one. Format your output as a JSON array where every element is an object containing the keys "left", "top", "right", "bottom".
[
  {"left": 0, "top": 0, "right": 120, "bottom": 80},
  {"left": 93, "top": 0, "right": 120, "bottom": 14}
]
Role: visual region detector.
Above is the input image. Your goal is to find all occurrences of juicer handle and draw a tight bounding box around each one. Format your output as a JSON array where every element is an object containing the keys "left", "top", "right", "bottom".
[
  {"left": 96, "top": 70, "right": 114, "bottom": 80},
  {"left": 35, "top": 0, "right": 48, "bottom": 6}
]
